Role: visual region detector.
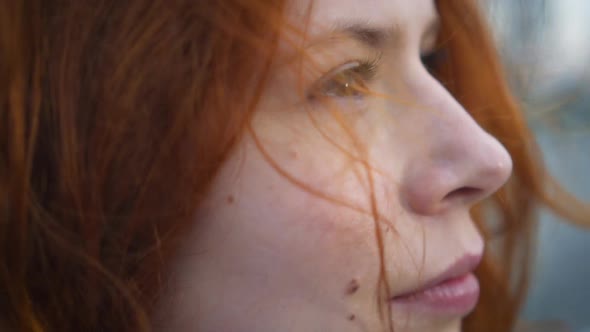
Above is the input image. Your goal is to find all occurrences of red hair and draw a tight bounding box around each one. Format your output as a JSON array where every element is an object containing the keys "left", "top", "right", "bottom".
[{"left": 0, "top": 0, "right": 588, "bottom": 331}]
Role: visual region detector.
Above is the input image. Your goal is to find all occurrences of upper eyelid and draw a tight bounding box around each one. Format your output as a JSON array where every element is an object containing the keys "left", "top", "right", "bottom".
[
  {"left": 288, "top": 16, "right": 438, "bottom": 64},
  {"left": 314, "top": 61, "right": 361, "bottom": 84},
  {"left": 316, "top": 55, "right": 381, "bottom": 81},
  {"left": 314, "top": 50, "right": 382, "bottom": 81},
  {"left": 277, "top": 33, "right": 380, "bottom": 71},
  {"left": 280, "top": 39, "right": 380, "bottom": 82}
]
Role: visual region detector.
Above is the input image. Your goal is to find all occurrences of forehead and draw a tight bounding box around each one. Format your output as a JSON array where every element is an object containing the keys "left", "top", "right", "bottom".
[{"left": 288, "top": 0, "right": 438, "bottom": 35}]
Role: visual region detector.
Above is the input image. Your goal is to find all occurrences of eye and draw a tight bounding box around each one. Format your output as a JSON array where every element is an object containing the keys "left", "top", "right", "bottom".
[
  {"left": 307, "top": 59, "right": 379, "bottom": 101},
  {"left": 420, "top": 48, "right": 448, "bottom": 74}
]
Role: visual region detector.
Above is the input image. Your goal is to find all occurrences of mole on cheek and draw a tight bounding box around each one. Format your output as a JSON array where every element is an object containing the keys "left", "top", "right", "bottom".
[
  {"left": 345, "top": 278, "right": 360, "bottom": 295},
  {"left": 348, "top": 313, "right": 356, "bottom": 321},
  {"left": 226, "top": 195, "right": 235, "bottom": 204}
]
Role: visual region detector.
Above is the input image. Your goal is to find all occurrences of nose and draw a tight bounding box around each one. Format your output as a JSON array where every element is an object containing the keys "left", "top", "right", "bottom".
[{"left": 400, "top": 89, "right": 513, "bottom": 216}]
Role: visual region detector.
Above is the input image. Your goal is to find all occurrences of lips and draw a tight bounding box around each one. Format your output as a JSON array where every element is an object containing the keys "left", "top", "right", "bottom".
[{"left": 390, "top": 254, "right": 483, "bottom": 316}]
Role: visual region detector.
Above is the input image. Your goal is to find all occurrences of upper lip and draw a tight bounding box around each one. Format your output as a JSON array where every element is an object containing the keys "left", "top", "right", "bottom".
[{"left": 391, "top": 253, "right": 483, "bottom": 299}]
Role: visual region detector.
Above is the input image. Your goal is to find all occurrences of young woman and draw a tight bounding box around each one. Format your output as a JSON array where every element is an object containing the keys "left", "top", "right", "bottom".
[{"left": 1, "top": 0, "right": 588, "bottom": 331}]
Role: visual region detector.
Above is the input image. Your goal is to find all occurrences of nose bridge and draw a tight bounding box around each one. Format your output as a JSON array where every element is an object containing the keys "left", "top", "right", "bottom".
[{"left": 400, "top": 87, "right": 513, "bottom": 216}]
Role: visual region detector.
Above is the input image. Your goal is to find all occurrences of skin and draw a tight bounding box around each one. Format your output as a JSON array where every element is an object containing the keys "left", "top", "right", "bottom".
[{"left": 156, "top": 0, "right": 513, "bottom": 331}]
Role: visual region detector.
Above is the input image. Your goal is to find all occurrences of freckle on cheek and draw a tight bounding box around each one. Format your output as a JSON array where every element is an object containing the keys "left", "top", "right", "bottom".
[
  {"left": 348, "top": 314, "right": 356, "bottom": 321},
  {"left": 345, "top": 278, "right": 360, "bottom": 295},
  {"left": 289, "top": 149, "right": 299, "bottom": 159},
  {"left": 226, "top": 195, "right": 234, "bottom": 204}
]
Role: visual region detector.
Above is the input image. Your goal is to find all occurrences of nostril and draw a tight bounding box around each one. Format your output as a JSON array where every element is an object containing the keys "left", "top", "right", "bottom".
[{"left": 443, "top": 187, "right": 482, "bottom": 201}]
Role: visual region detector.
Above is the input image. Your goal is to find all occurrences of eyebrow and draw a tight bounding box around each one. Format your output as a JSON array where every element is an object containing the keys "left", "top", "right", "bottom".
[
  {"left": 326, "top": 16, "right": 441, "bottom": 50},
  {"left": 329, "top": 22, "right": 401, "bottom": 49}
]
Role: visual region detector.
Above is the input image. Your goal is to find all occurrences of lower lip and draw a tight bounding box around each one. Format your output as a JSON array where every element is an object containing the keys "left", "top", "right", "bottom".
[{"left": 390, "top": 273, "right": 480, "bottom": 316}]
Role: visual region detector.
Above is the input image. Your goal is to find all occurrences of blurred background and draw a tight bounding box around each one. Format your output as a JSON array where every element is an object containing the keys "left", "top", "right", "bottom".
[{"left": 481, "top": 0, "right": 590, "bottom": 331}]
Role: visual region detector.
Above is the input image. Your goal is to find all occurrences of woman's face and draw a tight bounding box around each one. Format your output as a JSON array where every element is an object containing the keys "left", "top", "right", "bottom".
[{"left": 159, "top": 0, "right": 512, "bottom": 331}]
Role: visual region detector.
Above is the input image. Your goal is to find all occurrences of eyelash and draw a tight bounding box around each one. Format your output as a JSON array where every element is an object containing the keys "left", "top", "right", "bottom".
[
  {"left": 307, "top": 48, "right": 447, "bottom": 102},
  {"left": 307, "top": 55, "right": 381, "bottom": 101}
]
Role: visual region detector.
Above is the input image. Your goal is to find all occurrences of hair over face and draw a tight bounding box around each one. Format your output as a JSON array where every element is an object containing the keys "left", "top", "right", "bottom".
[{"left": 0, "top": 0, "right": 588, "bottom": 331}]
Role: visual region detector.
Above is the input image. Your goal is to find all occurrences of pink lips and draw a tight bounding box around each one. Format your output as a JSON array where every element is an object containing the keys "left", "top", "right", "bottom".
[{"left": 390, "top": 254, "right": 482, "bottom": 316}]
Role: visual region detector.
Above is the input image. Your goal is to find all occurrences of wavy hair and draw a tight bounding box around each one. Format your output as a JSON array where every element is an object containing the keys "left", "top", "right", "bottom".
[{"left": 0, "top": 0, "right": 588, "bottom": 331}]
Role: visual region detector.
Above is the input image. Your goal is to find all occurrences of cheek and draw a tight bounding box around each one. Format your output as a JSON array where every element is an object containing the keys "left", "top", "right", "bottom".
[
  {"left": 191, "top": 100, "right": 437, "bottom": 277},
  {"left": 222, "top": 147, "right": 380, "bottom": 264},
  {"left": 192, "top": 137, "right": 390, "bottom": 292},
  {"left": 219, "top": 112, "right": 420, "bottom": 277}
]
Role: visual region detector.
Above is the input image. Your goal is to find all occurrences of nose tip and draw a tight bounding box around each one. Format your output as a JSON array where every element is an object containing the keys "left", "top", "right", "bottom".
[
  {"left": 475, "top": 149, "right": 513, "bottom": 195},
  {"left": 401, "top": 133, "right": 513, "bottom": 216}
]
